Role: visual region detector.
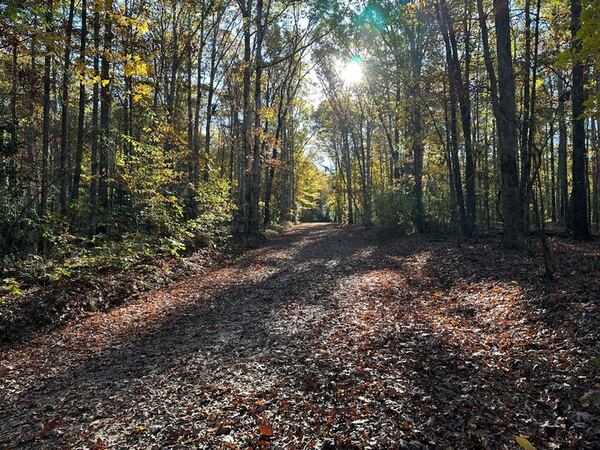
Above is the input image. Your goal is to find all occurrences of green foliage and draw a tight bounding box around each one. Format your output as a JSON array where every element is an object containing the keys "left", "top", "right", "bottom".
[
  {"left": 576, "top": 0, "right": 600, "bottom": 116},
  {"left": 0, "top": 278, "right": 22, "bottom": 299},
  {"left": 296, "top": 154, "right": 330, "bottom": 220},
  {"left": 0, "top": 197, "right": 39, "bottom": 258},
  {"left": 120, "top": 136, "right": 185, "bottom": 237},
  {"left": 192, "top": 176, "right": 236, "bottom": 239},
  {"left": 373, "top": 189, "right": 415, "bottom": 234}
]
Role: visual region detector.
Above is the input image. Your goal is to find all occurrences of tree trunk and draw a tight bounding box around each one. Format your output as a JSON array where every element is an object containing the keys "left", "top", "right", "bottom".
[
  {"left": 204, "top": 15, "right": 219, "bottom": 182},
  {"left": 557, "top": 75, "right": 569, "bottom": 226},
  {"left": 342, "top": 129, "right": 354, "bottom": 225},
  {"left": 570, "top": 0, "right": 591, "bottom": 240},
  {"left": 438, "top": 4, "right": 468, "bottom": 236},
  {"left": 246, "top": 0, "right": 264, "bottom": 235},
  {"left": 40, "top": 0, "right": 53, "bottom": 222},
  {"left": 519, "top": 0, "right": 532, "bottom": 233},
  {"left": 72, "top": 0, "right": 87, "bottom": 203},
  {"left": 59, "top": 0, "right": 76, "bottom": 215},
  {"left": 99, "top": 2, "right": 113, "bottom": 212},
  {"left": 493, "top": 0, "right": 523, "bottom": 246},
  {"left": 550, "top": 120, "right": 557, "bottom": 222},
  {"left": 88, "top": 9, "right": 101, "bottom": 238},
  {"left": 438, "top": 0, "right": 473, "bottom": 236},
  {"left": 408, "top": 28, "right": 425, "bottom": 232},
  {"left": 238, "top": 0, "right": 253, "bottom": 231}
]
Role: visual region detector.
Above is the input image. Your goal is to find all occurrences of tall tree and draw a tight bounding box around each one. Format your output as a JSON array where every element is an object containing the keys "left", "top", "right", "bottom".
[
  {"left": 58, "top": 0, "right": 76, "bottom": 214},
  {"left": 570, "top": 0, "right": 591, "bottom": 240},
  {"left": 477, "top": 0, "right": 523, "bottom": 246},
  {"left": 72, "top": 0, "right": 87, "bottom": 203},
  {"left": 39, "top": 0, "right": 54, "bottom": 224}
]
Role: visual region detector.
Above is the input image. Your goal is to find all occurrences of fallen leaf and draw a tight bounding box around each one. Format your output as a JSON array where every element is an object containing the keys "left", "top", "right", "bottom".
[
  {"left": 259, "top": 423, "right": 273, "bottom": 437},
  {"left": 41, "top": 419, "right": 60, "bottom": 435},
  {"left": 514, "top": 435, "right": 536, "bottom": 450}
]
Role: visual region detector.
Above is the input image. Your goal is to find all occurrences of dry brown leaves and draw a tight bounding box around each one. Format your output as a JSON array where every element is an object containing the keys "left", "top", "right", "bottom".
[{"left": 0, "top": 224, "right": 598, "bottom": 449}]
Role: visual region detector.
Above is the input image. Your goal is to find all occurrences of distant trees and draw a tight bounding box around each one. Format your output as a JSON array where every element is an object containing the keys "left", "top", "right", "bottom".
[
  {"left": 315, "top": 0, "right": 599, "bottom": 245},
  {"left": 0, "top": 0, "right": 598, "bottom": 262},
  {"left": 0, "top": 0, "right": 335, "bottom": 260}
]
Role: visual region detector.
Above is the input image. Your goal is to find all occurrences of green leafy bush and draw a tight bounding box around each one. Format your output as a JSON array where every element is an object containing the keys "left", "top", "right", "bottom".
[
  {"left": 373, "top": 189, "right": 415, "bottom": 234},
  {"left": 0, "top": 196, "right": 39, "bottom": 258}
]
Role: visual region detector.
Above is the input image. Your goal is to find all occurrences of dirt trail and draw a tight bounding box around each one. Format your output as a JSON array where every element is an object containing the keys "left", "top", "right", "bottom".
[{"left": 1, "top": 223, "right": 598, "bottom": 449}]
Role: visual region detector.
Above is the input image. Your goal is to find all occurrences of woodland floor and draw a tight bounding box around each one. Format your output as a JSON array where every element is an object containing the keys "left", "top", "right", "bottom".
[{"left": 0, "top": 223, "right": 599, "bottom": 449}]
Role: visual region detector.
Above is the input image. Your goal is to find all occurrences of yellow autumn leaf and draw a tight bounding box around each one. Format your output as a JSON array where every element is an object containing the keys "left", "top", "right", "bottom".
[
  {"left": 136, "top": 20, "right": 149, "bottom": 36},
  {"left": 132, "top": 83, "right": 152, "bottom": 102},
  {"left": 125, "top": 59, "right": 150, "bottom": 78},
  {"left": 514, "top": 435, "right": 536, "bottom": 450},
  {"left": 101, "top": 79, "right": 110, "bottom": 87}
]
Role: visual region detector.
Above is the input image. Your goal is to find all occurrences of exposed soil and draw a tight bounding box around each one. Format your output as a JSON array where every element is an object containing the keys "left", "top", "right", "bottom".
[{"left": 1, "top": 223, "right": 598, "bottom": 449}]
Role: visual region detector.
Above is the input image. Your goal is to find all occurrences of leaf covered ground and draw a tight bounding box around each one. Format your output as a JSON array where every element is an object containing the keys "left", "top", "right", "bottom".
[{"left": 0, "top": 223, "right": 599, "bottom": 449}]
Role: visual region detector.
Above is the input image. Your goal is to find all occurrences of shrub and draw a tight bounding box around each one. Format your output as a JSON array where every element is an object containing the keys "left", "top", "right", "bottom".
[{"left": 373, "top": 189, "right": 415, "bottom": 234}]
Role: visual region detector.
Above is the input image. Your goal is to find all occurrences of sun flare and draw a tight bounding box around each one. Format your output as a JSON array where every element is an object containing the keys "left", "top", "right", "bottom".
[{"left": 338, "top": 57, "right": 364, "bottom": 86}]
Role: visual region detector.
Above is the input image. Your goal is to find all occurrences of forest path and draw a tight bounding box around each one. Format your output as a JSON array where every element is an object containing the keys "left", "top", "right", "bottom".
[{"left": 1, "top": 223, "right": 599, "bottom": 449}]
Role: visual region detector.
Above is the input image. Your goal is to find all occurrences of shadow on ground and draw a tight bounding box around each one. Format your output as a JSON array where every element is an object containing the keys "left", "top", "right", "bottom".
[{"left": 1, "top": 223, "right": 598, "bottom": 448}]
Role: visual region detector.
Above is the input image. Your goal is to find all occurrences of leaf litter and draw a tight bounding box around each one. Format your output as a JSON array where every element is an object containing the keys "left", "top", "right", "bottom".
[{"left": 0, "top": 224, "right": 599, "bottom": 449}]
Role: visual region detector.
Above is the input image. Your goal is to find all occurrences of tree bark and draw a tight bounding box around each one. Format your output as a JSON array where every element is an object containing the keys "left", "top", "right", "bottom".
[
  {"left": 238, "top": 0, "right": 253, "bottom": 231},
  {"left": 40, "top": 0, "right": 53, "bottom": 221},
  {"left": 438, "top": 0, "right": 473, "bottom": 236},
  {"left": 88, "top": 9, "right": 101, "bottom": 238},
  {"left": 483, "top": 0, "right": 523, "bottom": 246},
  {"left": 59, "top": 0, "right": 76, "bottom": 215},
  {"left": 570, "top": 0, "right": 591, "bottom": 239},
  {"left": 438, "top": 2, "right": 468, "bottom": 236},
  {"left": 519, "top": 0, "right": 532, "bottom": 233},
  {"left": 99, "top": 2, "right": 113, "bottom": 211},
  {"left": 246, "top": 0, "right": 265, "bottom": 235},
  {"left": 203, "top": 14, "right": 219, "bottom": 182},
  {"left": 72, "top": 0, "right": 87, "bottom": 203}
]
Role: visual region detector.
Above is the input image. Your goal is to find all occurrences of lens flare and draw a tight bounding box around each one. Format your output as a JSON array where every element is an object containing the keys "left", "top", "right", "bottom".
[{"left": 338, "top": 56, "right": 364, "bottom": 86}]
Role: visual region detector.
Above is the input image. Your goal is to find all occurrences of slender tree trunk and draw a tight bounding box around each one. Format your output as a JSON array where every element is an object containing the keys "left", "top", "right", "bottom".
[
  {"left": 438, "top": 0, "right": 473, "bottom": 236},
  {"left": 523, "top": 0, "right": 542, "bottom": 233},
  {"left": 483, "top": 120, "right": 491, "bottom": 231},
  {"left": 58, "top": 0, "right": 76, "bottom": 215},
  {"left": 40, "top": 0, "right": 53, "bottom": 222},
  {"left": 592, "top": 117, "right": 600, "bottom": 231},
  {"left": 246, "top": 0, "right": 264, "bottom": 235},
  {"left": 342, "top": 129, "right": 354, "bottom": 225},
  {"left": 438, "top": 6, "right": 468, "bottom": 236},
  {"left": 519, "top": 0, "right": 532, "bottom": 233},
  {"left": 166, "top": 5, "right": 179, "bottom": 133},
  {"left": 99, "top": 2, "right": 113, "bottom": 211},
  {"left": 7, "top": 41, "right": 18, "bottom": 188},
  {"left": 192, "top": 11, "right": 206, "bottom": 190},
  {"left": 570, "top": 0, "right": 591, "bottom": 240},
  {"left": 493, "top": 0, "right": 523, "bottom": 246},
  {"left": 550, "top": 121, "right": 557, "bottom": 222},
  {"left": 88, "top": 9, "right": 101, "bottom": 238},
  {"left": 408, "top": 31, "right": 425, "bottom": 232},
  {"left": 278, "top": 118, "right": 289, "bottom": 222},
  {"left": 204, "top": 16, "right": 219, "bottom": 182},
  {"left": 72, "top": 0, "right": 87, "bottom": 203},
  {"left": 26, "top": 26, "right": 37, "bottom": 199},
  {"left": 463, "top": 0, "right": 476, "bottom": 233},
  {"left": 264, "top": 56, "right": 299, "bottom": 226},
  {"left": 556, "top": 75, "right": 569, "bottom": 226},
  {"left": 238, "top": 0, "right": 253, "bottom": 230}
]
